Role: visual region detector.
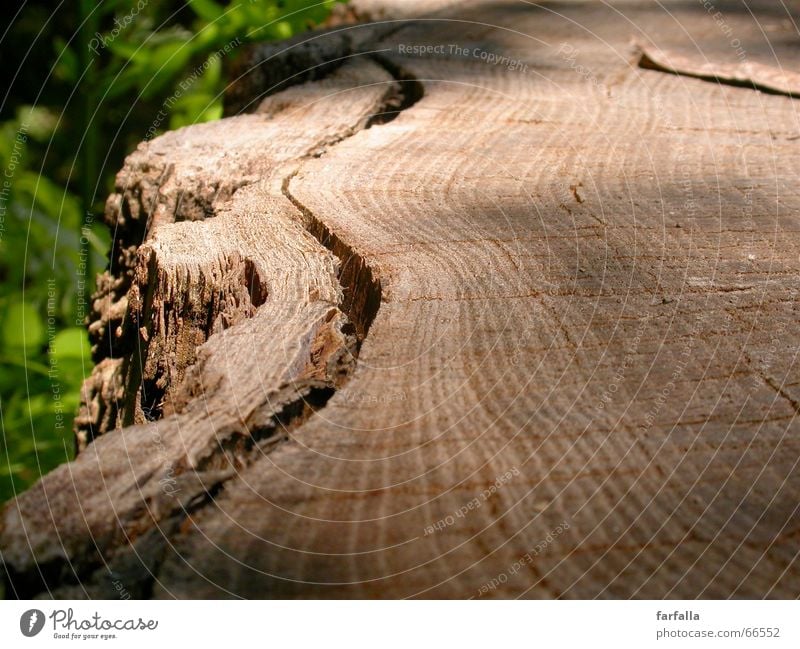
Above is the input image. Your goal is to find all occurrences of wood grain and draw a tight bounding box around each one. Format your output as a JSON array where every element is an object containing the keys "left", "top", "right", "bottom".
[
  {"left": 2, "top": 0, "right": 799, "bottom": 599},
  {"left": 638, "top": 43, "right": 800, "bottom": 98}
]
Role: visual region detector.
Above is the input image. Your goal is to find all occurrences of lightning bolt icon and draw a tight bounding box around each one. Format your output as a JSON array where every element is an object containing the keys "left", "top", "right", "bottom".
[{"left": 28, "top": 611, "right": 38, "bottom": 632}]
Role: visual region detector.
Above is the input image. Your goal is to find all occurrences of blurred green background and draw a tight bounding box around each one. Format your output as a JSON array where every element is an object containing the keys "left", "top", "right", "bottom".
[{"left": 0, "top": 0, "right": 342, "bottom": 504}]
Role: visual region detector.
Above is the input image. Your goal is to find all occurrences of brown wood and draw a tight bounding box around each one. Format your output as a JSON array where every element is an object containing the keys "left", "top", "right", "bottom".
[
  {"left": 2, "top": 0, "right": 799, "bottom": 599},
  {"left": 637, "top": 43, "right": 800, "bottom": 97}
]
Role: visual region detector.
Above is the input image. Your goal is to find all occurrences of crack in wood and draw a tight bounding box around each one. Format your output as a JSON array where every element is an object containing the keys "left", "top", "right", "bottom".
[
  {"left": 0, "top": 53, "right": 426, "bottom": 599},
  {"left": 637, "top": 44, "right": 800, "bottom": 98}
]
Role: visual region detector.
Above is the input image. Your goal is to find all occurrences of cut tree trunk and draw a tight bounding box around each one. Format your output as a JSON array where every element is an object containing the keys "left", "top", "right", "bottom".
[{"left": 2, "top": 0, "right": 800, "bottom": 599}]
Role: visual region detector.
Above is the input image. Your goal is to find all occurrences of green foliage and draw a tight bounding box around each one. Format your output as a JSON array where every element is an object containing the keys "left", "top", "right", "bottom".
[
  {"left": 3, "top": 302, "right": 45, "bottom": 350},
  {"left": 0, "top": 0, "right": 342, "bottom": 504},
  {"left": 0, "top": 104, "right": 103, "bottom": 503},
  {"left": 64, "top": 0, "right": 342, "bottom": 139}
]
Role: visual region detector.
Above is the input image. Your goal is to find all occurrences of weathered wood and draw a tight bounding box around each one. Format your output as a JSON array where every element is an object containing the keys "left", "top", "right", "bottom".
[
  {"left": 637, "top": 43, "right": 800, "bottom": 97},
  {"left": 2, "top": 0, "right": 800, "bottom": 599}
]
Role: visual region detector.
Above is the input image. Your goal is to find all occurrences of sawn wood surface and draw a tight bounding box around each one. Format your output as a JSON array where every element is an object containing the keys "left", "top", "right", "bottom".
[{"left": 2, "top": 0, "right": 799, "bottom": 599}]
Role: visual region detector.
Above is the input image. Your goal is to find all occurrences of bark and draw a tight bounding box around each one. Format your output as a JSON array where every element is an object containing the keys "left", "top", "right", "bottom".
[{"left": 2, "top": 0, "right": 799, "bottom": 599}]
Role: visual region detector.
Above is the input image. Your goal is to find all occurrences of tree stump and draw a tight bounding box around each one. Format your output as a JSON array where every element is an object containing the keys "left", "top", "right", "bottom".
[{"left": 2, "top": 0, "right": 799, "bottom": 599}]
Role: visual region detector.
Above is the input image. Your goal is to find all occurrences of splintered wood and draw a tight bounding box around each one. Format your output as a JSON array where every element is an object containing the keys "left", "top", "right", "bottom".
[{"left": 2, "top": 0, "right": 799, "bottom": 599}]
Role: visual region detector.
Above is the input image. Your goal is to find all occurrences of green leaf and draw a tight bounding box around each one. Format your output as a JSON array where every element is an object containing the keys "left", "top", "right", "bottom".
[
  {"left": 16, "top": 106, "right": 58, "bottom": 142},
  {"left": 188, "top": 0, "right": 225, "bottom": 22},
  {"left": 50, "top": 328, "right": 91, "bottom": 389},
  {"left": 2, "top": 302, "right": 45, "bottom": 350},
  {"left": 51, "top": 328, "right": 90, "bottom": 361},
  {"left": 105, "top": 39, "right": 144, "bottom": 62},
  {"left": 14, "top": 171, "right": 82, "bottom": 232},
  {"left": 53, "top": 38, "right": 80, "bottom": 84}
]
